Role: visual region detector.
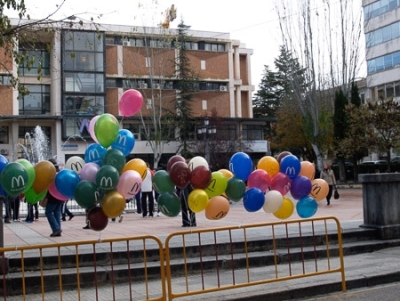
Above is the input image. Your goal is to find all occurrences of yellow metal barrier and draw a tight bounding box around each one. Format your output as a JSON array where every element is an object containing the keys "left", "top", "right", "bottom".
[
  {"left": 1, "top": 216, "right": 346, "bottom": 301},
  {"left": 1, "top": 235, "right": 166, "bottom": 301},
  {"left": 164, "top": 216, "right": 346, "bottom": 300}
]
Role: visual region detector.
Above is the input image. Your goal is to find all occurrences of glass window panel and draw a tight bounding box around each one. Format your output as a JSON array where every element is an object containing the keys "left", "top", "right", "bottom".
[
  {"left": 0, "top": 127, "right": 8, "bottom": 144},
  {"left": 218, "top": 44, "right": 225, "bottom": 52},
  {"left": 382, "top": 27, "right": 391, "bottom": 42},
  {"left": 384, "top": 55, "right": 392, "bottom": 69},
  {"left": 95, "top": 53, "right": 104, "bottom": 72},
  {"left": 395, "top": 81, "right": 400, "bottom": 97},
  {"left": 94, "top": 33, "right": 104, "bottom": 51},
  {"left": 77, "top": 73, "right": 96, "bottom": 93},
  {"left": 211, "top": 44, "right": 218, "bottom": 51},
  {"left": 393, "top": 51, "right": 400, "bottom": 65},
  {"left": 136, "top": 39, "right": 144, "bottom": 47},
  {"left": 95, "top": 74, "right": 104, "bottom": 93},
  {"left": 386, "top": 83, "right": 394, "bottom": 97},
  {"left": 392, "top": 22, "right": 400, "bottom": 39},
  {"left": 367, "top": 60, "right": 376, "bottom": 73},
  {"left": 64, "top": 31, "right": 74, "bottom": 50},
  {"left": 74, "top": 32, "right": 91, "bottom": 51},
  {"left": 376, "top": 57, "right": 384, "bottom": 71},
  {"left": 374, "top": 29, "right": 383, "bottom": 44}
]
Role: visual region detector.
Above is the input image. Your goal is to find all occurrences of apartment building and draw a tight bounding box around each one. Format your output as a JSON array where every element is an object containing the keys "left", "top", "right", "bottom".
[
  {"left": 0, "top": 19, "right": 269, "bottom": 168},
  {"left": 363, "top": 0, "right": 400, "bottom": 101}
]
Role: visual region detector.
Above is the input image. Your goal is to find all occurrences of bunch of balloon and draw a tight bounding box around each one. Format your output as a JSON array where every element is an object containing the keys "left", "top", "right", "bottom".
[{"left": 257, "top": 152, "right": 329, "bottom": 220}]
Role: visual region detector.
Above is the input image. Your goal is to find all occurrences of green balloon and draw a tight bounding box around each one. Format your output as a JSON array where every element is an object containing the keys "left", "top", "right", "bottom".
[
  {"left": 74, "top": 180, "right": 99, "bottom": 209},
  {"left": 157, "top": 191, "right": 181, "bottom": 217},
  {"left": 16, "top": 159, "right": 36, "bottom": 193},
  {"left": 225, "top": 177, "right": 246, "bottom": 202},
  {"left": 152, "top": 170, "right": 175, "bottom": 193},
  {"left": 95, "top": 165, "right": 119, "bottom": 192},
  {"left": 25, "top": 187, "right": 47, "bottom": 204},
  {"left": 205, "top": 171, "right": 228, "bottom": 199},
  {"left": 94, "top": 113, "right": 120, "bottom": 148},
  {"left": 102, "top": 149, "right": 126, "bottom": 173},
  {"left": 0, "top": 162, "right": 29, "bottom": 197}
]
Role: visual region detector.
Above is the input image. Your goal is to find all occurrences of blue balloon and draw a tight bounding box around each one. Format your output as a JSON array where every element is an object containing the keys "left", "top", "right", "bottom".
[
  {"left": 111, "top": 129, "right": 135, "bottom": 156},
  {"left": 243, "top": 187, "right": 265, "bottom": 212},
  {"left": 290, "top": 175, "right": 312, "bottom": 199},
  {"left": 55, "top": 169, "right": 81, "bottom": 199},
  {"left": 85, "top": 143, "right": 107, "bottom": 166},
  {"left": 229, "top": 152, "right": 253, "bottom": 181},
  {"left": 296, "top": 196, "right": 318, "bottom": 218},
  {"left": 0, "top": 155, "right": 9, "bottom": 173},
  {"left": 280, "top": 155, "right": 301, "bottom": 179}
]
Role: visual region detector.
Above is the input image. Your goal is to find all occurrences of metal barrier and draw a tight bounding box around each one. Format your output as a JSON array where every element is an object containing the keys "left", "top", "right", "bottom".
[
  {"left": 1, "top": 235, "right": 166, "bottom": 301},
  {"left": 164, "top": 216, "right": 346, "bottom": 300},
  {"left": 1, "top": 216, "right": 346, "bottom": 301}
]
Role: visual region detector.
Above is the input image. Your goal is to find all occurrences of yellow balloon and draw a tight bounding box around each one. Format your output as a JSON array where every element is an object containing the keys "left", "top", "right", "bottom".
[
  {"left": 101, "top": 191, "right": 126, "bottom": 218},
  {"left": 122, "top": 158, "right": 148, "bottom": 180},
  {"left": 205, "top": 196, "right": 230, "bottom": 220},
  {"left": 273, "top": 197, "right": 294, "bottom": 220},
  {"left": 257, "top": 156, "right": 280, "bottom": 177},
  {"left": 188, "top": 189, "right": 209, "bottom": 213}
]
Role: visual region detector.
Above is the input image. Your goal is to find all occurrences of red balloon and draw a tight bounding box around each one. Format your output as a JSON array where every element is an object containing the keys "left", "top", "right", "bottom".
[
  {"left": 119, "top": 89, "right": 143, "bottom": 117},
  {"left": 87, "top": 207, "right": 109, "bottom": 231},
  {"left": 167, "top": 155, "right": 186, "bottom": 173},
  {"left": 277, "top": 151, "right": 292, "bottom": 164},
  {"left": 190, "top": 165, "right": 212, "bottom": 189},
  {"left": 169, "top": 161, "right": 191, "bottom": 189}
]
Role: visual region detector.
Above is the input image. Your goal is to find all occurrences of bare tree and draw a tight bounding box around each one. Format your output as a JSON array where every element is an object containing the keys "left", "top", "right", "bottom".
[{"left": 273, "top": 0, "right": 364, "bottom": 169}]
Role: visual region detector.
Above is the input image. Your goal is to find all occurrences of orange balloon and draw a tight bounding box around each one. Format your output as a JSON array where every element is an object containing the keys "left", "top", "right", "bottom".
[
  {"left": 32, "top": 160, "right": 56, "bottom": 194},
  {"left": 205, "top": 196, "right": 230, "bottom": 220},
  {"left": 309, "top": 179, "right": 329, "bottom": 201},
  {"left": 299, "top": 161, "right": 315, "bottom": 180},
  {"left": 101, "top": 191, "right": 126, "bottom": 218},
  {"left": 218, "top": 169, "right": 233, "bottom": 180},
  {"left": 122, "top": 158, "right": 148, "bottom": 180},
  {"left": 257, "top": 156, "right": 279, "bottom": 177}
]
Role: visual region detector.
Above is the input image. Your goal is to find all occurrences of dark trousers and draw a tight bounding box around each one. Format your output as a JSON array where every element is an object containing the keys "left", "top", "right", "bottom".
[
  {"left": 26, "top": 203, "right": 39, "bottom": 221},
  {"left": 62, "top": 200, "right": 73, "bottom": 218},
  {"left": 180, "top": 190, "right": 196, "bottom": 226},
  {"left": 141, "top": 191, "right": 154, "bottom": 217}
]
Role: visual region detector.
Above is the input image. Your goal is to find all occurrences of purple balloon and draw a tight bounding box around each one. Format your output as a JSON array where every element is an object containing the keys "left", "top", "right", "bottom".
[
  {"left": 80, "top": 163, "right": 100, "bottom": 183},
  {"left": 290, "top": 176, "right": 312, "bottom": 200}
]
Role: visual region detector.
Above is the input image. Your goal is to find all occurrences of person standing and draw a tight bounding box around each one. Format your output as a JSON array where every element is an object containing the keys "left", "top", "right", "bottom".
[
  {"left": 178, "top": 185, "right": 196, "bottom": 227},
  {"left": 45, "top": 159, "right": 64, "bottom": 237},
  {"left": 11, "top": 195, "right": 21, "bottom": 222},
  {"left": 3, "top": 195, "right": 12, "bottom": 224},
  {"left": 61, "top": 199, "right": 74, "bottom": 221},
  {"left": 320, "top": 162, "right": 337, "bottom": 206},
  {"left": 141, "top": 163, "right": 154, "bottom": 218}
]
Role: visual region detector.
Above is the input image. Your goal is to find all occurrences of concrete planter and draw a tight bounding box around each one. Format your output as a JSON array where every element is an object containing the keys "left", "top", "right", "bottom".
[{"left": 359, "top": 173, "right": 400, "bottom": 239}]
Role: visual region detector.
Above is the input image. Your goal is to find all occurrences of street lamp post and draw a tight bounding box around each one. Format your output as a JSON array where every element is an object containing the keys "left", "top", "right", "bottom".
[{"left": 197, "top": 117, "right": 216, "bottom": 166}]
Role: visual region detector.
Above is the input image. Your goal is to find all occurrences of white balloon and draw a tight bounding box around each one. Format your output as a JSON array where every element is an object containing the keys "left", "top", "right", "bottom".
[
  {"left": 188, "top": 156, "right": 209, "bottom": 171},
  {"left": 65, "top": 156, "right": 86, "bottom": 174},
  {"left": 263, "top": 190, "right": 283, "bottom": 213}
]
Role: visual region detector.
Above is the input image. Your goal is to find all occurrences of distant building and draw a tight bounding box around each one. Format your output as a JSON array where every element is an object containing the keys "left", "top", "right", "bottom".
[
  {"left": 363, "top": 0, "right": 400, "bottom": 102},
  {"left": 0, "top": 19, "right": 270, "bottom": 167}
]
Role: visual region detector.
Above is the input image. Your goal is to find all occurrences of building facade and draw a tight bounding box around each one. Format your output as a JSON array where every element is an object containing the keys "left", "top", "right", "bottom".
[
  {"left": 363, "top": 0, "right": 400, "bottom": 101},
  {"left": 0, "top": 20, "right": 269, "bottom": 169}
]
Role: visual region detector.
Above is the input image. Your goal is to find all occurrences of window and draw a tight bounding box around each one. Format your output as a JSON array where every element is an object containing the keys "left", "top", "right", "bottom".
[
  {"left": 0, "top": 126, "right": 9, "bottom": 144},
  {"left": 242, "top": 125, "right": 263, "bottom": 140},
  {"left": 395, "top": 81, "right": 400, "bottom": 97},
  {"left": 18, "top": 44, "right": 50, "bottom": 76},
  {"left": 63, "top": 116, "right": 96, "bottom": 139},
  {"left": 217, "top": 124, "right": 236, "bottom": 141},
  {"left": 19, "top": 85, "right": 50, "bottom": 115},
  {"left": 367, "top": 50, "right": 400, "bottom": 74},
  {"left": 0, "top": 75, "right": 12, "bottom": 85},
  {"left": 64, "top": 95, "right": 104, "bottom": 115},
  {"left": 364, "top": 0, "right": 400, "bottom": 20}
]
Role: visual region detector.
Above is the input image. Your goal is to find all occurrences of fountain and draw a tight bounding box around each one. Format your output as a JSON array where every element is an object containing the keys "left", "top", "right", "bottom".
[{"left": 13, "top": 126, "right": 52, "bottom": 164}]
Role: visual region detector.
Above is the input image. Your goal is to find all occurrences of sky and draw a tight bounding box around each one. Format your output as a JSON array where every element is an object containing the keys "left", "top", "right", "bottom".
[{"left": 19, "top": 0, "right": 283, "bottom": 91}]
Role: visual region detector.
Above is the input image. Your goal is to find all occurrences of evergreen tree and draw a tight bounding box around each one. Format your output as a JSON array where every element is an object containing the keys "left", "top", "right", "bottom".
[{"left": 173, "top": 20, "right": 198, "bottom": 158}]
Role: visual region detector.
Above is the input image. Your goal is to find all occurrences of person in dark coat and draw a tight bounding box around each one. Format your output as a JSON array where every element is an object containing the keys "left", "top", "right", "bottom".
[
  {"left": 45, "top": 158, "right": 64, "bottom": 237},
  {"left": 177, "top": 185, "right": 196, "bottom": 227}
]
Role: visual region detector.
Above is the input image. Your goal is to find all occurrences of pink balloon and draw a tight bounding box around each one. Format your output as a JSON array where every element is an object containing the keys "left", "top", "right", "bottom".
[
  {"left": 48, "top": 182, "right": 69, "bottom": 201},
  {"left": 80, "top": 162, "right": 100, "bottom": 183},
  {"left": 247, "top": 169, "right": 271, "bottom": 192},
  {"left": 117, "top": 170, "right": 142, "bottom": 199},
  {"left": 89, "top": 116, "right": 100, "bottom": 143},
  {"left": 271, "top": 172, "right": 291, "bottom": 196},
  {"left": 119, "top": 89, "right": 143, "bottom": 117}
]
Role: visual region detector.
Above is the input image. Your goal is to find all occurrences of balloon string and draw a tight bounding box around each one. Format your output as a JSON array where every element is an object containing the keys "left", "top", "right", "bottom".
[
  {"left": 98, "top": 231, "right": 102, "bottom": 243},
  {"left": 120, "top": 116, "right": 125, "bottom": 127}
]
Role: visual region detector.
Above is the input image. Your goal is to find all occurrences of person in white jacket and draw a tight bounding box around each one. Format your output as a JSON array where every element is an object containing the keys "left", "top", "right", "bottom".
[
  {"left": 141, "top": 163, "right": 155, "bottom": 217},
  {"left": 320, "top": 162, "right": 337, "bottom": 205}
]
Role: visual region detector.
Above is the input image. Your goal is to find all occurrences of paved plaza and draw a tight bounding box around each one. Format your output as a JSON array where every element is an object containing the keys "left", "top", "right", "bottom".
[{"left": 3, "top": 188, "right": 363, "bottom": 247}]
